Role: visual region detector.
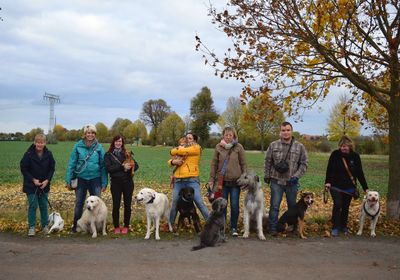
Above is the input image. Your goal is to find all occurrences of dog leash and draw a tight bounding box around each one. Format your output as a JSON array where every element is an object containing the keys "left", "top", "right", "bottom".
[
  {"left": 34, "top": 187, "right": 54, "bottom": 211},
  {"left": 323, "top": 186, "right": 355, "bottom": 204}
]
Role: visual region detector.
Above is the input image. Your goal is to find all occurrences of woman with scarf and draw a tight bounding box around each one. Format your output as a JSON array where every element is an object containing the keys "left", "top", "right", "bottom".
[
  {"left": 208, "top": 127, "right": 247, "bottom": 236},
  {"left": 104, "top": 135, "right": 138, "bottom": 234}
]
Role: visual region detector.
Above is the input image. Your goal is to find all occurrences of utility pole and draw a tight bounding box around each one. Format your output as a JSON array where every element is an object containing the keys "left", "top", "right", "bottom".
[{"left": 43, "top": 93, "right": 60, "bottom": 134}]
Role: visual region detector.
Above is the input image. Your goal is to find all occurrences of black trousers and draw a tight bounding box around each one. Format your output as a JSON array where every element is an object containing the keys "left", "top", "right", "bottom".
[
  {"left": 330, "top": 188, "right": 353, "bottom": 230},
  {"left": 110, "top": 179, "right": 134, "bottom": 228}
]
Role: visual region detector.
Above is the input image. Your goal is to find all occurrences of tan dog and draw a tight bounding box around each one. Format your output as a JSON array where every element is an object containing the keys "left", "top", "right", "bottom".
[
  {"left": 123, "top": 151, "right": 135, "bottom": 177},
  {"left": 77, "top": 196, "right": 108, "bottom": 238},
  {"left": 357, "top": 191, "right": 380, "bottom": 237}
]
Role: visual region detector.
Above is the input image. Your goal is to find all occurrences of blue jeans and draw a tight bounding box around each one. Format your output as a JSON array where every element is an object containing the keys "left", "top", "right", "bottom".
[
  {"left": 222, "top": 185, "right": 240, "bottom": 230},
  {"left": 268, "top": 180, "right": 298, "bottom": 232},
  {"left": 27, "top": 192, "right": 48, "bottom": 228},
  {"left": 73, "top": 177, "right": 102, "bottom": 228},
  {"left": 169, "top": 177, "right": 209, "bottom": 225}
]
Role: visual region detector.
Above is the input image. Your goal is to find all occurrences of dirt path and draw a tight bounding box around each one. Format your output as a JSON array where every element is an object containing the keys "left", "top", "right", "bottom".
[{"left": 0, "top": 233, "right": 399, "bottom": 280}]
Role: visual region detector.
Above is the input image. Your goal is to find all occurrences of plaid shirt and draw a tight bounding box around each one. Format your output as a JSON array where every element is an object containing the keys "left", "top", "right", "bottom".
[{"left": 264, "top": 138, "right": 308, "bottom": 185}]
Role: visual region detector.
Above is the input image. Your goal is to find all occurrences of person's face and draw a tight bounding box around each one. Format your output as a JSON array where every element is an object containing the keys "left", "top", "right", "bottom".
[
  {"left": 186, "top": 134, "right": 195, "bottom": 144},
  {"left": 280, "top": 125, "right": 292, "bottom": 141},
  {"left": 223, "top": 131, "right": 235, "bottom": 144},
  {"left": 340, "top": 144, "right": 350, "bottom": 154},
  {"left": 34, "top": 140, "right": 45, "bottom": 152},
  {"left": 114, "top": 138, "right": 123, "bottom": 149},
  {"left": 85, "top": 131, "right": 96, "bottom": 141}
]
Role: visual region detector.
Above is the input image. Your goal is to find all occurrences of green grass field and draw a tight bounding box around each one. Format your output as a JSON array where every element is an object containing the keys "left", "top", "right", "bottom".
[
  {"left": 0, "top": 141, "right": 389, "bottom": 194},
  {"left": 0, "top": 141, "right": 396, "bottom": 236}
]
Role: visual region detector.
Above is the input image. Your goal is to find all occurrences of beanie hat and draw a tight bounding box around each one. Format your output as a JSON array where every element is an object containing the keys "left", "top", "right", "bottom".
[{"left": 83, "top": 124, "right": 97, "bottom": 134}]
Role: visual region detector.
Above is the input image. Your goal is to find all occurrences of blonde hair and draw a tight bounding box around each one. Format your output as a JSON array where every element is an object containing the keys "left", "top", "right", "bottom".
[
  {"left": 338, "top": 135, "right": 354, "bottom": 150},
  {"left": 222, "top": 127, "right": 237, "bottom": 140},
  {"left": 34, "top": 134, "right": 46, "bottom": 143}
]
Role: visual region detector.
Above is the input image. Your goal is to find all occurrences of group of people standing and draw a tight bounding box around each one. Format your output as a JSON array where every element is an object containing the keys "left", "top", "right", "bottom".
[{"left": 20, "top": 121, "right": 368, "bottom": 238}]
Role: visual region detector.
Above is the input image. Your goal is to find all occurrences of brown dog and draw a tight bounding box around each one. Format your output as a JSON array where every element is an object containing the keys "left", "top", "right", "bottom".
[
  {"left": 123, "top": 151, "right": 135, "bottom": 177},
  {"left": 277, "top": 192, "right": 314, "bottom": 239}
]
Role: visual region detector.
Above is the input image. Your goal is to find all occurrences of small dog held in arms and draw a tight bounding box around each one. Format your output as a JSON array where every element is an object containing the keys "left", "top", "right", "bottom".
[
  {"left": 135, "top": 188, "right": 173, "bottom": 240},
  {"left": 48, "top": 212, "right": 64, "bottom": 234},
  {"left": 176, "top": 187, "right": 201, "bottom": 233},
  {"left": 192, "top": 197, "right": 227, "bottom": 251},
  {"left": 77, "top": 196, "right": 108, "bottom": 238},
  {"left": 277, "top": 192, "right": 314, "bottom": 239},
  {"left": 236, "top": 172, "right": 268, "bottom": 240},
  {"left": 357, "top": 191, "right": 380, "bottom": 237},
  {"left": 123, "top": 150, "right": 136, "bottom": 177}
]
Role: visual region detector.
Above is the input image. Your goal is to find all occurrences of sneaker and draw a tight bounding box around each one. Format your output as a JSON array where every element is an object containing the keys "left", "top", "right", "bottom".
[
  {"left": 331, "top": 228, "right": 339, "bottom": 237},
  {"left": 28, "top": 227, "right": 35, "bottom": 237},
  {"left": 42, "top": 226, "right": 49, "bottom": 235},
  {"left": 121, "top": 227, "right": 129, "bottom": 234},
  {"left": 342, "top": 227, "right": 349, "bottom": 236},
  {"left": 114, "top": 227, "right": 121, "bottom": 234},
  {"left": 231, "top": 229, "right": 238, "bottom": 237},
  {"left": 70, "top": 227, "right": 77, "bottom": 234}
]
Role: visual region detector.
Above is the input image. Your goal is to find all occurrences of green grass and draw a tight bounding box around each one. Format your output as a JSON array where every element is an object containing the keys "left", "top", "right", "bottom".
[{"left": 0, "top": 141, "right": 389, "bottom": 195}]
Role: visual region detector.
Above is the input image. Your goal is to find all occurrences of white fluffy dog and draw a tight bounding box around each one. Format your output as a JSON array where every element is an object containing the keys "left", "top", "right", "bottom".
[
  {"left": 357, "top": 191, "right": 380, "bottom": 237},
  {"left": 48, "top": 212, "right": 64, "bottom": 234},
  {"left": 135, "top": 188, "right": 172, "bottom": 240},
  {"left": 77, "top": 196, "right": 108, "bottom": 238}
]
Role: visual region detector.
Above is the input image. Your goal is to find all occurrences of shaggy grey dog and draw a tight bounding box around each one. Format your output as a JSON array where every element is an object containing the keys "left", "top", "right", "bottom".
[
  {"left": 191, "top": 197, "right": 227, "bottom": 251},
  {"left": 237, "top": 172, "right": 268, "bottom": 240}
]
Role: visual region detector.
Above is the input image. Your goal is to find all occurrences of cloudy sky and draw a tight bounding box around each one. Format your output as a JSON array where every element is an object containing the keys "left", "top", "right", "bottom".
[{"left": 0, "top": 0, "right": 354, "bottom": 135}]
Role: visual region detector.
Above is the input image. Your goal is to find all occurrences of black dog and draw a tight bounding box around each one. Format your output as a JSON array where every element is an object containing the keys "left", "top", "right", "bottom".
[
  {"left": 192, "top": 197, "right": 227, "bottom": 251},
  {"left": 177, "top": 187, "right": 201, "bottom": 233},
  {"left": 277, "top": 192, "right": 314, "bottom": 239}
]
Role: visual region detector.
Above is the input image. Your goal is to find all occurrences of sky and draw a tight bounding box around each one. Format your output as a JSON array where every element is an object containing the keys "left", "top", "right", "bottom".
[{"left": 0, "top": 0, "right": 361, "bottom": 136}]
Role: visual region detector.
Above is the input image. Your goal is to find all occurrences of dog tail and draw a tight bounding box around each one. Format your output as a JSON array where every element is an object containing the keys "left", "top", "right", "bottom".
[{"left": 191, "top": 244, "right": 205, "bottom": 251}]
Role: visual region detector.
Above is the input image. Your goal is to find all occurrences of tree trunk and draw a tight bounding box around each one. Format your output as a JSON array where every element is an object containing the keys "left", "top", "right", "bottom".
[{"left": 387, "top": 96, "right": 400, "bottom": 219}]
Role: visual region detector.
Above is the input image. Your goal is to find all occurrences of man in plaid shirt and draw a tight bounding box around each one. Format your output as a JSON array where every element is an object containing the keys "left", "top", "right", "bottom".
[{"left": 264, "top": 121, "right": 308, "bottom": 236}]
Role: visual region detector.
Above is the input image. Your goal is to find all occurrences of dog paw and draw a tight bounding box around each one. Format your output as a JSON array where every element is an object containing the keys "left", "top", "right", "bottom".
[
  {"left": 242, "top": 233, "right": 249, "bottom": 238},
  {"left": 102, "top": 232, "right": 107, "bottom": 236},
  {"left": 356, "top": 231, "right": 362, "bottom": 236},
  {"left": 258, "top": 235, "right": 266, "bottom": 240},
  {"left": 155, "top": 236, "right": 160, "bottom": 240},
  {"left": 92, "top": 233, "right": 97, "bottom": 238},
  {"left": 144, "top": 235, "right": 150, "bottom": 240},
  {"left": 371, "top": 232, "right": 376, "bottom": 237}
]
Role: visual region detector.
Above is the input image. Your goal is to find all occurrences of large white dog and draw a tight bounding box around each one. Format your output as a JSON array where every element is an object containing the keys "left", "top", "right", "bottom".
[
  {"left": 357, "top": 191, "right": 380, "bottom": 237},
  {"left": 135, "top": 188, "right": 173, "bottom": 240},
  {"left": 237, "top": 172, "right": 267, "bottom": 240},
  {"left": 77, "top": 196, "right": 108, "bottom": 238},
  {"left": 48, "top": 212, "right": 64, "bottom": 234}
]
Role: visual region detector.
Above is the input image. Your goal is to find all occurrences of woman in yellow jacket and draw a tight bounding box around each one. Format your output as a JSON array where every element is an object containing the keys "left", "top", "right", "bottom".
[{"left": 168, "top": 133, "right": 209, "bottom": 227}]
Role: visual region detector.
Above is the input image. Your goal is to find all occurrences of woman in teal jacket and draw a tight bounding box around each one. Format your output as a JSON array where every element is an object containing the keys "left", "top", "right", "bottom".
[{"left": 66, "top": 124, "right": 108, "bottom": 233}]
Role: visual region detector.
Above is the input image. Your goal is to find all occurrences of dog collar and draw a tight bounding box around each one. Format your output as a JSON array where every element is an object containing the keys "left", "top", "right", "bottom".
[
  {"left": 147, "top": 195, "right": 155, "bottom": 204},
  {"left": 363, "top": 201, "right": 380, "bottom": 219},
  {"left": 181, "top": 196, "right": 192, "bottom": 203}
]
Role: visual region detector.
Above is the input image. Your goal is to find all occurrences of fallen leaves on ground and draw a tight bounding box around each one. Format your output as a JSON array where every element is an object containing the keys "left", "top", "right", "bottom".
[{"left": 0, "top": 182, "right": 399, "bottom": 238}]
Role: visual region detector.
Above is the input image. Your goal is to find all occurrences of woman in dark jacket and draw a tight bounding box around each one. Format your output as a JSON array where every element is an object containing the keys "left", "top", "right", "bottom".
[
  {"left": 20, "top": 134, "right": 55, "bottom": 236},
  {"left": 325, "top": 136, "right": 368, "bottom": 237},
  {"left": 104, "top": 135, "right": 138, "bottom": 234}
]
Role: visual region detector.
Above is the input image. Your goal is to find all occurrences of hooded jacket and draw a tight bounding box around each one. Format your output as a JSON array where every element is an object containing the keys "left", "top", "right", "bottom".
[
  {"left": 20, "top": 144, "right": 55, "bottom": 194},
  {"left": 168, "top": 144, "right": 201, "bottom": 178},
  {"left": 65, "top": 139, "right": 108, "bottom": 187}
]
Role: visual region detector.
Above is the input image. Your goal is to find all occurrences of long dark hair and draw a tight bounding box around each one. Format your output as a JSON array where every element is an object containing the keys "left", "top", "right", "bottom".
[{"left": 108, "top": 135, "right": 126, "bottom": 153}]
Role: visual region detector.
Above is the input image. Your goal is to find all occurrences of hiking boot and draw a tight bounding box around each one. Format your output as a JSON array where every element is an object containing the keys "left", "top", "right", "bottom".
[
  {"left": 231, "top": 229, "right": 238, "bottom": 237},
  {"left": 42, "top": 226, "right": 49, "bottom": 235},
  {"left": 28, "top": 227, "right": 35, "bottom": 237},
  {"left": 121, "top": 227, "right": 129, "bottom": 234},
  {"left": 331, "top": 228, "right": 339, "bottom": 237}
]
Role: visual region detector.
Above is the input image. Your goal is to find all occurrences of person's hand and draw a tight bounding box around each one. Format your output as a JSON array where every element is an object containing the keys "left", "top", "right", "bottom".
[
  {"left": 288, "top": 177, "right": 299, "bottom": 186},
  {"left": 263, "top": 177, "right": 270, "bottom": 184},
  {"left": 123, "top": 162, "right": 132, "bottom": 171},
  {"left": 40, "top": 179, "right": 49, "bottom": 189},
  {"left": 33, "top": 178, "right": 41, "bottom": 186},
  {"left": 172, "top": 159, "right": 183, "bottom": 166},
  {"left": 325, "top": 183, "right": 331, "bottom": 191}
]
